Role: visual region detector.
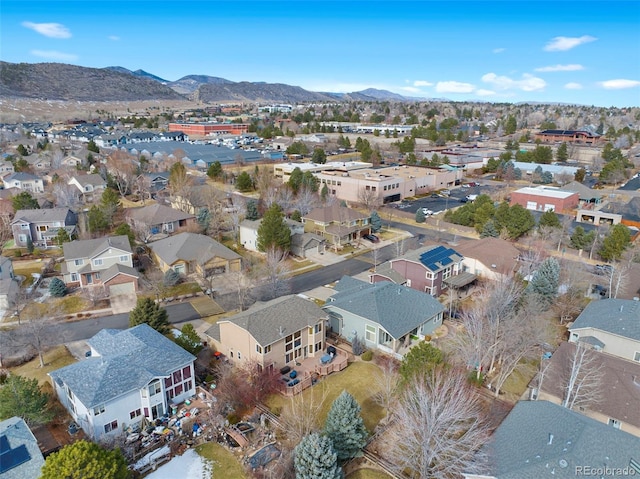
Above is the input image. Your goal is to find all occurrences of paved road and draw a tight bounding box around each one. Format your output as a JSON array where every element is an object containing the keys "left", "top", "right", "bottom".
[{"left": 1, "top": 303, "right": 200, "bottom": 357}]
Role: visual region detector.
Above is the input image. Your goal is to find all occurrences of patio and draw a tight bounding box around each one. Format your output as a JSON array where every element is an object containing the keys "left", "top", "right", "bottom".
[{"left": 277, "top": 348, "right": 349, "bottom": 397}]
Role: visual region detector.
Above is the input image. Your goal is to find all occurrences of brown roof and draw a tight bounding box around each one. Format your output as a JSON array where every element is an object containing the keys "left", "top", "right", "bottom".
[
  {"left": 303, "top": 204, "right": 369, "bottom": 224},
  {"left": 454, "top": 237, "right": 521, "bottom": 275},
  {"left": 540, "top": 342, "right": 640, "bottom": 430}
]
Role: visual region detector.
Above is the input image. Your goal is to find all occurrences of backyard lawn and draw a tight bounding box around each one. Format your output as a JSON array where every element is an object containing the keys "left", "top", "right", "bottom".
[
  {"left": 9, "top": 345, "right": 76, "bottom": 386},
  {"left": 195, "top": 443, "right": 246, "bottom": 479},
  {"left": 265, "top": 361, "right": 386, "bottom": 433}
]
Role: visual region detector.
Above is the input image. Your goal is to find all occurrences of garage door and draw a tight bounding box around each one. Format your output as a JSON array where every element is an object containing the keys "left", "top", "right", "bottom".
[{"left": 109, "top": 282, "right": 136, "bottom": 297}]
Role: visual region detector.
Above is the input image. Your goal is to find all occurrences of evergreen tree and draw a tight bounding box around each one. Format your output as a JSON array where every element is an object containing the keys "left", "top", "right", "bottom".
[
  {"left": 87, "top": 140, "right": 100, "bottom": 153},
  {"left": 399, "top": 342, "right": 443, "bottom": 383},
  {"left": 291, "top": 210, "right": 302, "bottom": 222},
  {"left": 56, "top": 228, "right": 71, "bottom": 246},
  {"left": 11, "top": 191, "right": 40, "bottom": 211},
  {"left": 556, "top": 142, "right": 568, "bottom": 162},
  {"left": 163, "top": 269, "right": 181, "bottom": 286},
  {"left": 480, "top": 219, "right": 500, "bottom": 238},
  {"left": 26, "top": 236, "right": 34, "bottom": 254},
  {"left": 246, "top": 200, "right": 259, "bottom": 220},
  {"left": 0, "top": 375, "right": 53, "bottom": 426},
  {"left": 538, "top": 209, "right": 561, "bottom": 229},
  {"left": 415, "top": 209, "right": 425, "bottom": 223},
  {"left": 294, "top": 433, "right": 342, "bottom": 479},
  {"left": 324, "top": 391, "right": 368, "bottom": 461},
  {"left": 599, "top": 224, "right": 631, "bottom": 261},
  {"left": 87, "top": 206, "right": 108, "bottom": 234},
  {"left": 49, "top": 277, "right": 67, "bottom": 297},
  {"left": 129, "top": 297, "right": 170, "bottom": 333},
  {"left": 320, "top": 184, "right": 329, "bottom": 202},
  {"left": 288, "top": 167, "right": 304, "bottom": 193},
  {"left": 197, "top": 208, "right": 211, "bottom": 232},
  {"left": 369, "top": 211, "right": 382, "bottom": 233},
  {"left": 505, "top": 115, "right": 517, "bottom": 135},
  {"left": 40, "top": 440, "right": 130, "bottom": 479},
  {"left": 570, "top": 226, "right": 594, "bottom": 250},
  {"left": 114, "top": 224, "right": 135, "bottom": 247},
  {"left": 527, "top": 257, "right": 560, "bottom": 309},
  {"left": 312, "top": 148, "right": 327, "bottom": 164},
  {"left": 236, "top": 171, "right": 253, "bottom": 192},
  {"left": 174, "top": 323, "right": 203, "bottom": 355},
  {"left": 257, "top": 204, "right": 291, "bottom": 252},
  {"left": 207, "top": 161, "right": 223, "bottom": 179},
  {"left": 100, "top": 188, "right": 121, "bottom": 221}
]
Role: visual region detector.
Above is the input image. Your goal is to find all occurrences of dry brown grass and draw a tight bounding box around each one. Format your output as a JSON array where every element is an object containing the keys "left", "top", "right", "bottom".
[{"left": 9, "top": 345, "right": 76, "bottom": 386}]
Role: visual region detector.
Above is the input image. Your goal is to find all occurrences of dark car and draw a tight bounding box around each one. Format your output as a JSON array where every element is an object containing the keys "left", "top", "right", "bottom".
[
  {"left": 363, "top": 234, "right": 380, "bottom": 243},
  {"left": 594, "top": 264, "right": 613, "bottom": 275},
  {"left": 459, "top": 197, "right": 469, "bottom": 203}
]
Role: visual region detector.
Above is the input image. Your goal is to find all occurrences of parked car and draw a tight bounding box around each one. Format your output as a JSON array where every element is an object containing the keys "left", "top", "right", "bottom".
[
  {"left": 430, "top": 193, "right": 440, "bottom": 198},
  {"left": 363, "top": 234, "right": 380, "bottom": 243},
  {"left": 594, "top": 264, "right": 613, "bottom": 275},
  {"left": 422, "top": 208, "right": 434, "bottom": 215}
]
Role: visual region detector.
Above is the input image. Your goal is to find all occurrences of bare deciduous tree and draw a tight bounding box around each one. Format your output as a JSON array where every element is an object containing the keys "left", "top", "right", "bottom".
[
  {"left": 372, "top": 355, "right": 400, "bottom": 417},
  {"left": 383, "top": 368, "right": 490, "bottom": 479},
  {"left": 357, "top": 186, "right": 382, "bottom": 211},
  {"left": 277, "top": 387, "right": 328, "bottom": 448},
  {"left": 84, "top": 285, "right": 108, "bottom": 308},
  {"left": 264, "top": 247, "right": 291, "bottom": 299},
  {"left": 560, "top": 342, "right": 603, "bottom": 410},
  {"left": 294, "top": 186, "right": 317, "bottom": 217},
  {"left": 107, "top": 151, "right": 137, "bottom": 197}
]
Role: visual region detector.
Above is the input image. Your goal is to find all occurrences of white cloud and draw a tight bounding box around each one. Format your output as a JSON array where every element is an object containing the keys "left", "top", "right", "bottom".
[
  {"left": 564, "top": 82, "right": 583, "bottom": 90},
  {"left": 30, "top": 50, "right": 78, "bottom": 61},
  {"left": 435, "top": 81, "right": 475, "bottom": 94},
  {"left": 543, "top": 35, "right": 596, "bottom": 51},
  {"left": 108, "top": 35, "right": 120, "bottom": 41},
  {"left": 22, "top": 21, "right": 71, "bottom": 39},
  {"left": 534, "top": 64, "right": 584, "bottom": 72},
  {"left": 476, "top": 89, "right": 496, "bottom": 96},
  {"left": 599, "top": 79, "right": 640, "bottom": 90},
  {"left": 481, "top": 73, "right": 546, "bottom": 92},
  {"left": 413, "top": 80, "right": 433, "bottom": 87},
  {"left": 492, "top": 48, "right": 505, "bottom": 54},
  {"left": 400, "top": 86, "right": 422, "bottom": 94}
]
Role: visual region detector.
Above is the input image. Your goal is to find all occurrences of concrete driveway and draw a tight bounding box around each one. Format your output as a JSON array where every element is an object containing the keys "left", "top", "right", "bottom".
[{"left": 110, "top": 294, "right": 137, "bottom": 314}]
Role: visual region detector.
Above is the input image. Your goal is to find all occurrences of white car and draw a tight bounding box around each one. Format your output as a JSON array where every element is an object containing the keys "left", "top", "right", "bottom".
[{"left": 422, "top": 208, "right": 434, "bottom": 215}]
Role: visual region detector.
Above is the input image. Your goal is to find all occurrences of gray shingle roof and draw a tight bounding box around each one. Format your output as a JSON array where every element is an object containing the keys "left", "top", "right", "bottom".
[
  {"left": 101, "top": 263, "right": 139, "bottom": 283},
  {"left": 71, "top": 174, "right": 106, "bottom": 187},
  {"left": 11, "top": 208, "right": 74, "bottom": 225},
  {"left": 4, "top": 172, "right": 38, "bottom": 182},
  {"left": 49, "top": 324, "right": 195, "bottom": 409},
  {"left": 148, "top": 232, "right": 240, "bottom": 265},
  {"left": 208, "top": 295, "right": 326, "bottom": 347},
  {"left": 303, "top": 204, "right": 369, "bottom": 223},
  {"left": 395, "top": 244, "right": 463, "bottom": 273},
  {"left": 0, "top": 417, "right": 45, "bottom": 479},
  {"left": 569, "top": 299, "right": 640, "bottom": 342},
  {"left": 126, "top": 203, "right": 195, "bottom": 225},
  {"left": 62, "top": 235, "right": 132, "bottom": 260},
  {"left": 484, "top": 400, "right": 640, "bottom": 478},
  {"left": 325, "top": 277, "right": 444, "bottom": 339}
]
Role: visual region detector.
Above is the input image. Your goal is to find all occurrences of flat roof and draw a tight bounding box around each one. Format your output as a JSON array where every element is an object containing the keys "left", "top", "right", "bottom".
[{"left": 513, "top": 186, "right": 578, "bottom": 199}]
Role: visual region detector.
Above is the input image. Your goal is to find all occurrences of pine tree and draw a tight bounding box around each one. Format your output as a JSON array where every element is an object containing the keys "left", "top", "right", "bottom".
[
  {"left": 26, "top": 236, "right": 34, "bottom": 254},
  {"left": 40, "top": 440, "right": 130, "bottom": 479},
  {"left": 370, "top": 211, "right": 382, "bottom": 233},
  {"left": 49, "top": 277, "right": 67, "bottom": 297},
  {"left": 320, "top": 184, "right": 329, "bottom": 202},
  {"left": 257, "top": 204, "right": 291, "bottom": 252},
  {"left": 236, "top": 171, "right": 253, "bottom": 192},
  {"left": 294, "top": 433, "right": 342, "bottom": 479},
  {"left": 129, "top": 297, "right": 170, "bottom": 333},
  {"left": 56, "top": 228, "right": 71, "bottom": 246},
  {"left": 480, "top": 219, "right": 499, "bottom": 238},
  {"left": 599, "top": 224, "right": 631, "bottom": 261},
  {"left": 527, "top": 257, "right": 560, "bottom": 309},
  {"left": 324, "top": 391, "right": 368, "bottom": 461},
  {"left": 246, "top": 200, "right": 259, "bottom": 220},
  {"left": 0, "top": 375, "right": 54, "bottom": 426},
  {"left": 570, "top": 226, "right": 594, "bottom": 250},
  {"left": 415, "top": 209, "right": 425, "bottom": 223},
  {"left": 538, "top": 209, "right": 561, "bottom": 229}
]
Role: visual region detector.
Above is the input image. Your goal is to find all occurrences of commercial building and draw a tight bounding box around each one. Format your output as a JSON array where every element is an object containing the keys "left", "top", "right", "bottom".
[
  {"left": 510, "top": 185, "right": 579, "bottom": 213},
  {"left": 534, "top": 129, "right": 602, "bottom": 144},
  {"left": 168, "top": 122, "right": 249, "bottom": 136}
]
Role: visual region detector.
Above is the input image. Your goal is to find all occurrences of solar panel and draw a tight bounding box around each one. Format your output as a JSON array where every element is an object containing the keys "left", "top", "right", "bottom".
[
  {"left": 419, "top": 246, "right": 456, "bottom": 270},
  {"left": 0, "top": 435, "right": 10, "bottom": 454},
  {"left": 0, "top": 440, "right": 31, "bottom": 474}
]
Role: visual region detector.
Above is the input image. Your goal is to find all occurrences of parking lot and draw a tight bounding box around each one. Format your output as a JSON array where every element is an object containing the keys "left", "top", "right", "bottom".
[{"left": 391, "top": 183, "right": 499, "bottom": 216}]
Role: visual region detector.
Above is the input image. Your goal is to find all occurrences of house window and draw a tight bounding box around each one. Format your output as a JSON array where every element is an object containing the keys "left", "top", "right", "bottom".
[
  {"left": 608, "top": 418, "right": 621, "bottom": 429},
  {"left": 634, "top": 352, "right": 640, "bottom": 362},
  {"left": 425, "top": 286, "right": 433, "bottom": 295},
  {"left": 264, "top": 345, "right": 271, "bottom": 353},
  {"left": 104, "top": 420, "right": 118, "bottom": 433},
  {"left": 237, "top": 351, "right": 242, "bottom": 360},
  {"left": 94, "top": 272, "right": 100, "bottom": 280},
  {"left": 20, "top": 224, "right": 29, "bottom": 230},
  {"left": 71, "top": 273, "right": 78, "bottom": 282},
  {"left": 256, "top": 344, "right": 263, "bottom": 354},
  {"left": 315, "top": 323, "right": 322, "bottom": 334},
  {"left": 426, "top": 271, "right": 435, "bottom": 279},
  {"left": 442, "top": 267, "right": 452, "bottom": 280},
  {"left": 286, "top": 353, "right": 293, "bottom": 363},
  {"left": 173, "top": 370, "right": 182, "bottom": 384},
  {"left": 148, "top": 380, "right": 161, "bottom": 396},
  {"left": 365, "top": 325, "right": 376, "bottom": 343},
  {"left": 93, "top": 258, "right": 103, "bottom": 267},
  {"left": 129, "top": 409, "right": 142, "bottom": 420},
  {"left": 18, "top": 234, "right": 27, "bottom": 243},
  {"left": 165, "top": 223, "right": 174, "bottom": 232},
  {"left": 37, "top": 225, "right": 47, "bottom": 232},
  {"left": 120, "top": 255, "right": 128, "bottom": 262},
  {"left": 74, "top": 259, "right": 84, "bottom": 266},
  {"left": 315, "top": 342, "right": 322, "bottom": 352},
  {"left": 182, "top": 366, "right": 191, "bottom": 378},
  {"left": 94, "top": 405, "right": 105, "bottom": 416},
  {"left": 164, "top": 377, "right": 172, "bottom": 388}
]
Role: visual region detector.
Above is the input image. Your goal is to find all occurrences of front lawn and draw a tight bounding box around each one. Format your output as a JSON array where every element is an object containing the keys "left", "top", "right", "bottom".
[
  {"left": 265, "top": 361, "right": 386, "bottom": 433},
  {"left": 9, "top": 345, "right": 76, "bottom": 386},
  {"left": 195, "top": 442, "right": 246, "bottom": 479}
]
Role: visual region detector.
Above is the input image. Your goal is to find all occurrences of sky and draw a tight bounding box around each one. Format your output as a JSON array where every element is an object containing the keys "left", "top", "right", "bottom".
[{"left": 2, "top": 0, "right": 639, "bottom": 107}]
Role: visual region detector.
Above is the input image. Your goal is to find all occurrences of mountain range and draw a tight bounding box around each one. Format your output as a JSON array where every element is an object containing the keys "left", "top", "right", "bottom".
[{"left": 0, "top": 62, "right": 424, "bottom": 103}]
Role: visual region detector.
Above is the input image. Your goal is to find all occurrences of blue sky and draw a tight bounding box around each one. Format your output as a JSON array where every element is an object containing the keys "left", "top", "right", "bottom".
[{"left": 2, "top": 0, "right": 639, "bottom": 107}]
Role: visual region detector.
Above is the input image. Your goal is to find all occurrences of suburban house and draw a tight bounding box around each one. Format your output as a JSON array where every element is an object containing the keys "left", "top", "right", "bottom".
[
  {"left": 463, "top": 400, "right": 640, "bottom": 479},
  {"left": 68, "top": 174, "right": 107, "bottom": 202},
  {"left": 61, "top": 235, "right": 138, "bottom": 296},
  {"left": 370, "top": 244, "right": 473, "bottom": 297},
  {"left": 454, "top": 237, "right": 521, "bottom": 281},
  {"left": 568, "top": 299, "right": 640, "bottom": 363},
  {"left": 26, "top": 156, "right": 50, "bottom": 171},
  {"left": 239, "top": 217, "right": 325, "bottom": 258},
  {"left": 0, "top": 417, "right": 45, "bottom": 479},
  {"left": 0, "top": 256, "right": 19, "bottom": 310},
  {"left": 3, "top": 173, "right": 44, "bottom": 193},
  {"left": 510, "top": 185, "right": 579, "bottom": 213},
  {"left": 0, "top": 160, "right": 15, "bottom": 177},
  {"left": 207, "top": 295, "right": 328, "bottom": 370},
  {"left": 536, "top": 341, "right": 640, "bottom": 437},
  {"left": 323, "top": 276, "right": 445, "bottom": 357},
  {"left": 142, "top": 171, "right": 170, "bottom": 196},
  {"left": 126, "top": 203, "right": 196, "bottom": 242},
  {"left": 302, "top": 204, "right": 370, "bottom": 248},
  {"left": 49, "top": 324, "right": 196, "bottom": 440},
  {"left": 10, "top": 208, "right": 78, "bottom": 248},
  {"left": 61, "top": 155, "right": 84, "bottom": 168},
  {"left": 148, "top": 232, "right": 241, "bottom": 276}
]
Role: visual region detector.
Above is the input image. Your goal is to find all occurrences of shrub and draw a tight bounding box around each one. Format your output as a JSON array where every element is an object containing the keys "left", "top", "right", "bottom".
[
  {"left": 351, "top": 334, "right": 365, "bottom": 356},
  {"left": 163, "top": 269, "right": 182, "bottom": 287},
  {"left": 13, "top": 250, "right": 22, "bottom": 258},
  {"left": 361, "top": 350, "right": 373, "bottom": 361}
]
